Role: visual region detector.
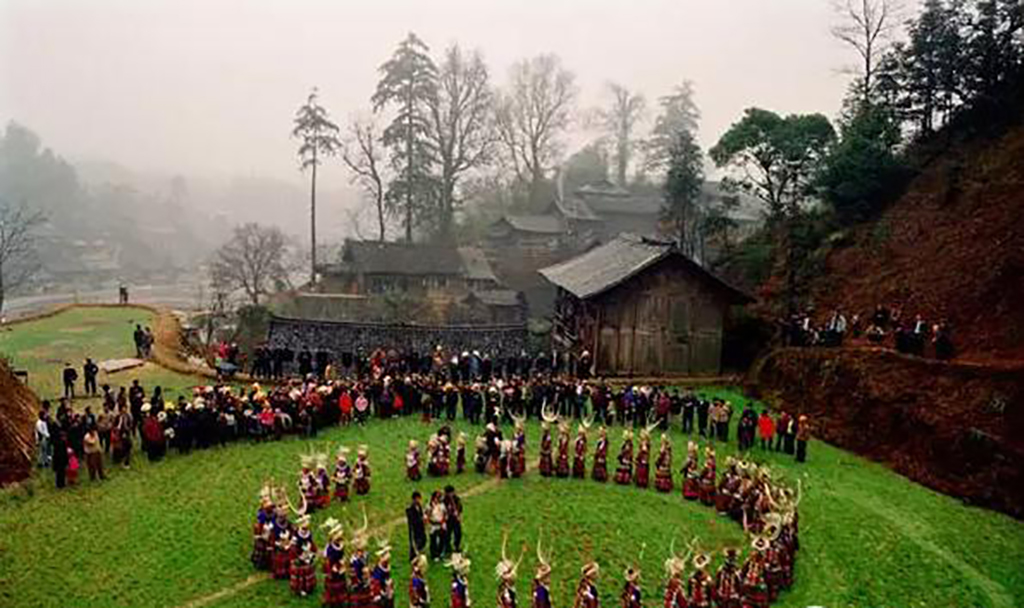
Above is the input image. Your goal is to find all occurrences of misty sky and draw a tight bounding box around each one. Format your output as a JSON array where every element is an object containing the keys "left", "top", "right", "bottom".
[{"left": 1, "top": 0, "right": 862, "bottom": 190}]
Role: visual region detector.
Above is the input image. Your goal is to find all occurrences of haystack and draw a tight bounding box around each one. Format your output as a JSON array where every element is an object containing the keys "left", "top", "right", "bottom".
[{"left": 0, "top": 359, "right": 41, "bottom": 485}]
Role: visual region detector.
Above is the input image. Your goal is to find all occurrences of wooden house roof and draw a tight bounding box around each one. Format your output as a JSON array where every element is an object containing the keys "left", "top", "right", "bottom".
[{"left": 539, "top": 233, "right": 751, "bottom": 302}]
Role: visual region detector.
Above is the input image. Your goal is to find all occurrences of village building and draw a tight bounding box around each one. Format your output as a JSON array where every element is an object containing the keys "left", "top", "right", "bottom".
[
  {"left": 285, "top": 239, "right": 524, "bottom": 325},
  {"left": 486, "top": 180, "right": 761, "bottom": 315},
  {"left": 539, "top": 233, "right": 751, "bottom": 376}
]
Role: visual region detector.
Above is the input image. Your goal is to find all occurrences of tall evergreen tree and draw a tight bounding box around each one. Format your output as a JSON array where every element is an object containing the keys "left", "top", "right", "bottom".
[
  {"left": 661, "top": 130, "right": 704, "bottom": 256},
  {"left": 645, "top": 81, "right": 701, "bottom": 175},
  {"left": 292, "top": 88, "right": 340, "bottom": 284},
  {"left": 372, "top": 32, "right": 439, "bottom": 242}
]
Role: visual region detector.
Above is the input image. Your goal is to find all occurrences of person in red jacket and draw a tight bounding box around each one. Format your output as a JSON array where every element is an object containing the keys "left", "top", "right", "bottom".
[{"left": 757, "top": 411, "right": 775, "bottom": 451}]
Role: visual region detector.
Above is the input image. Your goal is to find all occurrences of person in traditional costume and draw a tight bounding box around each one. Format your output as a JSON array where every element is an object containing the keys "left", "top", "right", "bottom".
[
  {"left": 447, "top": 552, "right": 472, "bottom": 608},
  {"left": 498, "top": 439, "right": 512, "bottom": 479},
  {"left": 572, "top": 421, "right": 589, "bottom": 479},
  {"left": 555, "top": 420, "right": 571, "bottom": 478},
  {"left": 335, "top": 446, "right": 352, "bottom": 502},
  {"left": 532, "top": 538, "right": 553, "bottom": 608},
  {"left": 512, "top": 417, "right": 527, "bottom": 478},
  {"left": 428, "top": 435, "right": 441, "bottom": 477},
  {"left": 740, "top": 537, "right": 770, "bottom": 608},
  {"left": 271, "top": 486, "right": 305, "bottom": 580},
  {"left": 315, "top": 453, "right": 332, "bottom": 510},
  {"left": 354, "top": 445, "right": 372, "bottom": 495},
  {"left": 614, "top": 430, "right": 633, "bottom": 485},
  {"left": 250, "top": 483, "right": 275, "bottom": 571},
  {"left": 475, "top": 435, "right": 489, "bottom": 474},
  {"left": 370, "top": 537, "right": 396, "bottom": 608},
  {"left": 408, "top": 440, "right": 423, "bottom": 481},
  {"left": 591, "top": 426, "right": 608, "bottom": 482},
  {"left": 539, "top": 409, "right": 555, "bottom": 477},
  {"left": 715, "top": 458, "right": 738, "bottom": 516},
  {"left": 298, "top": 454, "right": 318, "bottom": 512},
  {"left": 290, "top": 515, "right": 318, "bottom": 597},
  {"left": 496, "top": 532, "right": 525, "bottom": 608},
  {"left": 633, "top": 428, "right": 651, "bottom": 489},
  {"left": 662, "top": 540, "right": 690, "bottom": 608},
  {"left": 321, "top": 519, "right": 348, "bottom": 608},
  {"left": 456, "top": 432, "right": 468, "bottom": 474},
  {"left": 761, "top": 516, "right": 785, "bottom": 602},
  {"left": 654, "top": 434, "right": 673, "bottom": 493},
  {"left": 687, "top": 552, "right": 713, "bottom": 608},
  {"left": 438, "top": 434, "right": 452, "bottom": 476},
  {"left": 713, "top": 548, "right": 742, "bottom": 608},
  {"left": 410, "top": 554, "right": 431, "bottom": 608},
  {"left": 573, "top": 561, "right": 600, "bottom": 608},
  {"left": 620, "top": 558, "right": 642, "bottom": 608},
  {"left": 349, "top": 512, "right": 373, "bottom": 608},
  {"left": 698, "top": 446, "right": 717, "bottom": 506},
  {"left": 681, "top": 441, "right": 700, "bottom": 501}
]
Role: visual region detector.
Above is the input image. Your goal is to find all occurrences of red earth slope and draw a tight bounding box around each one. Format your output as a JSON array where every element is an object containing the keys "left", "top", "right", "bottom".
[{"left": 811, "top": 121, "right": 1024, "bottom": 361}]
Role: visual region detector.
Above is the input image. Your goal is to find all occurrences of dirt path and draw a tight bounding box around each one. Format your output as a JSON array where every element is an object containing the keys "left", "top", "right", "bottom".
[{"left": 175, "top": 468, "right": 523, "bottom": 608}]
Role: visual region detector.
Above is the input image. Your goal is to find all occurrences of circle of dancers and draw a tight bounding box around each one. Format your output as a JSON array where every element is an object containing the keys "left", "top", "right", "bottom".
[{"left": 251, "top": 412, "right": 801, "bottom": 608}]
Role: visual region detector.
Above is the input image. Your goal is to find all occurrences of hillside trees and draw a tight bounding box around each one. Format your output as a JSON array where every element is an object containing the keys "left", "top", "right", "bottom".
[
  {"left": 341, "top": 116, "right": 389, "bottom": 242},
  {"left": 0, "top": 203, "right": 45, "bottom": 314},
  {"left": 711, "top": 108, "right": 835, "bottom": 311},
  {"left": 661, "top": 130, "right": 705, "bottom": 256}
]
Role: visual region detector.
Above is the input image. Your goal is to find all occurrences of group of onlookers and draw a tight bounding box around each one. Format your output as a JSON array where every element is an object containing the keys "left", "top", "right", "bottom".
[{"left": 783, "top": 304, "right": 954, "bottom": 360}]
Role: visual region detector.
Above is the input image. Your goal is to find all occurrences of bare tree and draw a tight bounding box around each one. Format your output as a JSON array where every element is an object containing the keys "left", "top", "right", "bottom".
[
  {"left": 209, "top": 223, "right": 289, "bottom": 306},
  {"left": 832, "top": 0, "right": 902, "bottom": 105},
  {"left": 494, "top": 54, "right": 577, "bottom": 207},
  {"left": 596, "top": 83, "right": 646, "bottom": 187},
  {"left": 428, "top": 44, "right": 495, "bottom": 242},
  {"left": 341, "top": 115, "right": 388, "bottom": 242},
  {"left": 0, "top": 203, "right": 45, "bottom": 314}
]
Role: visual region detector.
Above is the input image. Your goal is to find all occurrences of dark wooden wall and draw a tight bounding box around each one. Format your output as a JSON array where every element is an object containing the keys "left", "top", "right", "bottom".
[{"left": 565, "top": 258, "right": 730, "bottom": 376}]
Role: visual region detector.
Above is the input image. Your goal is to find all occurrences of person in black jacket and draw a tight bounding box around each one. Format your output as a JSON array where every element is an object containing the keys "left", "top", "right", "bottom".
[
  {"left": 406, "top": 491, "right": 427, "bottom": 561},
  {"left": 62, "top": 363, "right": 78, "bottom": 399},
  {"left": 52, "top": 428, "right": 69, "bottom": 489},
  {"left": 83, "top": 358, "right": 99, "bottom": 397}
]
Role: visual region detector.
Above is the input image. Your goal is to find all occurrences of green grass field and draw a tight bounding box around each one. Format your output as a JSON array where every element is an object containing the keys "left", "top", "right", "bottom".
[
  {"left": 1, "top": 308, "right": 1023, "bottom": 608},
  {"left": 0, "top": 306, "right": 203, "bottom": 406}
]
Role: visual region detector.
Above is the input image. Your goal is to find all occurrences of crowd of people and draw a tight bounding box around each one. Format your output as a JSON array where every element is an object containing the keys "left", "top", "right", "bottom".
[
  {"left": 782, "top": 304, "right": 954, "bottom": 360},
  {"left": 37, "top": 354, "right": 813, "bottom": 492},
  {"left": 251, "top": 411, "right": 803, "bottom": 608}
]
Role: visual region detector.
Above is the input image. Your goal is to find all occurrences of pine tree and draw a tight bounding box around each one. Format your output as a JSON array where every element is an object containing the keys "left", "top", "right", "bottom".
[
  {"left": 372, "top": 33, "right": 439, "bottom": 242},
  {"left": 292, "top": 88, "right": 340, "bottom": 283}
]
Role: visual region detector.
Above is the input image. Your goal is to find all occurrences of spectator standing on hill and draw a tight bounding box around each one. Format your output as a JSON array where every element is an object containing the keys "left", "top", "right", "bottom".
[
  {"left": 96, "top": 404, "right": 113, "bottom": 454},
  {"left": 443, "top": 485, "right": 463, "bottom": 554},
  {"left": 681, "top": 391, "right": 696, "bottom": 434},
  {"left": 758, "top": 410, "right": 775, "bottom": 450},
  {"left": 83, "top": 358, "right": 99, "bottom": 397},
  {"left": 775, "top": 411, "right": 791, "bottom": 452},
  {"left": 128, "top": 380, "right": 145, "bottom": 435},
  {"left": 796, "top": 415, "right": 811, "bottom": 463},
  {"left": 62, "top": 363, "right": 78, "bottom": 399}
]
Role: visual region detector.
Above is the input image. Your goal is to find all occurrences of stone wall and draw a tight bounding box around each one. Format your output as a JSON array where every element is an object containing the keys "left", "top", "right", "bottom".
[{"left": 267, "top": 315, "right": 528, "bottom": 357}]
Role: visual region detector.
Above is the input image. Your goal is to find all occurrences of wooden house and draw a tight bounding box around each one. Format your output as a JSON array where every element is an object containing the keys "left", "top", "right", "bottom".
[{"left": 539, "top": 234, "right": 751, "bottom": 376}]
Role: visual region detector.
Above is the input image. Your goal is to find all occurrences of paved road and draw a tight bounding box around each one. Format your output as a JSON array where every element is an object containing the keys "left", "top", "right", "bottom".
[{"left": 3, "top": 283, "right": 202, "bottom": 319}]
